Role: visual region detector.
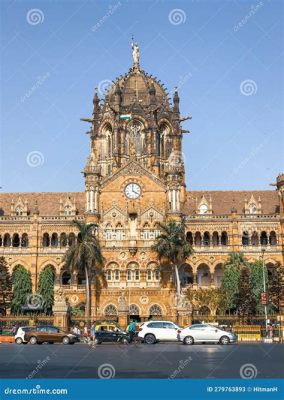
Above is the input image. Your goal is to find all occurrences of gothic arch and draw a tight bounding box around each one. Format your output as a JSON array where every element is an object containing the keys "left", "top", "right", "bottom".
[
  {"left": 104, "top": 304, "right": 118, "bottom": 316},
  {"left": 148, "top": 304, "right": 163, "bottom": 317}
]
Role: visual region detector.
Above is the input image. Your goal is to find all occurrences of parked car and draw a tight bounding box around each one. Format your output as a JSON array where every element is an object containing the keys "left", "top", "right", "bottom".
[
  {"left": 24, "top": 326, "right": 77, "bottom": 345},
  {"left": 94, "top": 327, "right": 130, "bottom": 344},
  {"left": 178, "top": 324, "right": 237, "bottom": 345},
  {"left": 138, "top": 321, "right": 181, "bottom": 344},
  {"left": 15, "top": 326, "right": 34, "bottom": 344}
]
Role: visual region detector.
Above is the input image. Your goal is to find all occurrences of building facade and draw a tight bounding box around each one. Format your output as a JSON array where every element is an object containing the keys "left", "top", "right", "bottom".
[{"left": 1, "top": 43, "right": 284, "bottom": 323}]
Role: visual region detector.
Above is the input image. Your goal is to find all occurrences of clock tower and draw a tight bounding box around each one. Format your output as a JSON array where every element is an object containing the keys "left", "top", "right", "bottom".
[{"left": 81, "top": 41, "right": 191, "bottom": 322}]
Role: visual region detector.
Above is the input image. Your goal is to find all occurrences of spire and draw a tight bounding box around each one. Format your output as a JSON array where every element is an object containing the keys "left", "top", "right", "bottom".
[
  {"left": 93, "top": 88, "right": 100, "bottom": 115},
  {"left": 131, "top": 36, "right": 140, "bottom": 67},
  {"left": 173, "top": 87, "right": 180, "bottom": 114}
]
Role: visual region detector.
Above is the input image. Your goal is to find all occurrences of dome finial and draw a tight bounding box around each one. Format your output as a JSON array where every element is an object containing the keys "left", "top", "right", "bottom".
[{"left": 131, "top": 35, "right": 140, "bottom": 67}]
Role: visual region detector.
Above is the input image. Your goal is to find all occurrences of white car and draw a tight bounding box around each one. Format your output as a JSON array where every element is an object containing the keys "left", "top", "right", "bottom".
[
  {"left": 178, "top": 324, "right": 237, "bottom": 345},
  {"left": 15, "top": 326, "right": 33, "bottom": 344},
  {"left": 138, "top": 321, "right": 181, "bottom": 344}
]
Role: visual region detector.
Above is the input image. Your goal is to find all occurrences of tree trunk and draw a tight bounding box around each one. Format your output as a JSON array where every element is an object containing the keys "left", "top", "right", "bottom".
[
  {"left": 174, "top": 264, "right": 181, "bottom": 298},
  {"left": 84, "top": 265, "right": 91, "bottom": 327}
]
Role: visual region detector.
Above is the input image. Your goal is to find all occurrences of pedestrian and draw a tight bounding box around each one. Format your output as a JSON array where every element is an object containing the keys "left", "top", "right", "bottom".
[
  {"left": 83, "top": 325, "right": 89, "bottom": 343},
  {"left": 91, "top": 322, "right": 95, "bottom": 341},
  {"left": 127, "top": 320, "right": 136, "bottom": 342},
  {"left": 267, "top": 324, "right": 273, "bottom": 339}
]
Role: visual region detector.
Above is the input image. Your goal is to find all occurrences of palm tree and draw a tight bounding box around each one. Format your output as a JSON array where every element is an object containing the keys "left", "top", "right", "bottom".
[
  {"left": 152, "top": 219, "right": 193, "bottom": 298},
  {"left": 64, "top": 220, "right": 104, "bottom": 324}
]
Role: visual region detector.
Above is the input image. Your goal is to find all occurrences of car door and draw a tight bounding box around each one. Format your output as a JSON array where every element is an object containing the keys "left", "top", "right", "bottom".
[
  {"left": 205, "top": 325, "right": 221, "bottom": 342},
  {"left": 187, "top": 325, "right": 207, "bottom": 342},
  {"left": 162, "top": 322, "right": 179, "bottom": 341},
  {"left": 147, "top": 322, "right": 164, "bottom": 340},
  {"left": 47, "top": 326, "right": 60, "bottom": 342}
]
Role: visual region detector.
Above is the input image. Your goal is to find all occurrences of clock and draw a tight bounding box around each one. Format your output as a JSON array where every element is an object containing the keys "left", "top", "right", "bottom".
[{"left": 124, "top": 183, "right": 141, "bottom": 199}]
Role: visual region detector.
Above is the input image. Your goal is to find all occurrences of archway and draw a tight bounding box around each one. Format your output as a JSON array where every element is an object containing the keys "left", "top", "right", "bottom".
[
  {"left": 129, "top": 304, "right": 140, "bottom": 322},
  {"left": 197, "top": 264, "right": 210, "bottom": 287},
  {"left": 148, "top": 304, "right": 162, "bottom": 319}
]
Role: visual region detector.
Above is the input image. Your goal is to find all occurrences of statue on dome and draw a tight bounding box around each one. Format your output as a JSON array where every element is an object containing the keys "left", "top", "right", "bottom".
[{"left": 131, "top": 37, "right": 140, "bottom": 65}]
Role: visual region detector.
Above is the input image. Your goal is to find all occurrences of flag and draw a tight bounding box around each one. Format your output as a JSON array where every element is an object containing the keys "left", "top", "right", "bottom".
[{"left": 119, "top": 114, "right": 132, "bottom": 121}]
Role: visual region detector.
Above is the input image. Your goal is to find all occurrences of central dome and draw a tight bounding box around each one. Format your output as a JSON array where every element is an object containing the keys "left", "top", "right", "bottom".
[{"left": 106, "top": 66, "right": 170, "bottom": 107}]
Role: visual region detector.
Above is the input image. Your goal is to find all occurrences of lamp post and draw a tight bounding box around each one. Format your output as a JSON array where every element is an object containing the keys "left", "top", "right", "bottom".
[{"left": 261, "top": 248, "right": 268, "bottom": 335}]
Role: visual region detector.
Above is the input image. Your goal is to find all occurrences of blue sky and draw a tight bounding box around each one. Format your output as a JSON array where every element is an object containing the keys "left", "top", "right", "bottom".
[{"left": 1, "top": 0, "right": 283, "bottom": 193}]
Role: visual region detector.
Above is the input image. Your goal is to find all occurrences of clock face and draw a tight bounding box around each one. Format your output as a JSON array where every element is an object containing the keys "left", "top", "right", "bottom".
[{"left": 124, "top": 183, "right": 141, "bottom": 199}]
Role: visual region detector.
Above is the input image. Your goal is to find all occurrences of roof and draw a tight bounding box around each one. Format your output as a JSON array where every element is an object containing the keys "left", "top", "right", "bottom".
[
  {"left": 0, "top": 190, "right": 279, "bottom": 217},
  {"left": 184, "top": 190, "right": 279, "bottom": 215}
]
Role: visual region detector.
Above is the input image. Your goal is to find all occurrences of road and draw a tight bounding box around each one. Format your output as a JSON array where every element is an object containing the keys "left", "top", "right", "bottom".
[{"left": 0, "top": 342, "right": 283, "bottom": 379}]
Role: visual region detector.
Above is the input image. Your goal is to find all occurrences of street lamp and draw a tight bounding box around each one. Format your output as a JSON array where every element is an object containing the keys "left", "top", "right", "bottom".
[{"left": 261, "top": 248, "right": 268, "bottom": 335}]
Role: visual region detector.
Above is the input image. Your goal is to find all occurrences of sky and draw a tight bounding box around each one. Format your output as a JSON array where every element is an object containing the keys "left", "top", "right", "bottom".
[{"left": 0, "top": 0, "right": 283, "bottom": 193}]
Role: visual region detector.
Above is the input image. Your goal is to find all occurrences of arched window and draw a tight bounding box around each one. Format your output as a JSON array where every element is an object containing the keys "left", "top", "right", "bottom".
[
  {"left": 269, "top": 231, "right": 277, "bottom": 246},
  {"left": 105, "top": 224, "right": 113, "bottom": 240},
  {"left": 42, "top": 233, "right": 49, "bottom": 247},
  {"left": 180, "top": 263, "right": 193, "bottom": 287},
  {"left": 242, "top": 231, "right": 249, "bottom": 246},
  {"left": 149, "top": 304, "right": 162, "bottom": 316},
  {"left": 106, "top": 270, "right": 112, "bottom": 281},
  {"left": 12, "top": 233, "right": 20, "bottom": 247},
  {"left": 115, "top": 223, "right": 124, "bottom": 240},
  {"left": 104, "top": 304, "right": 117, "bottom": 316},
  {"left": 186, "top": 232, "right": 193, "bottom": 245},
  {"left": 61, "top": 271, "right": 71, "bottom": 285},
  {"left": 214, "top": 264, "right": 223, "bottom": 287},
  {"left": 114, "top": 270, "right": 120, "bottom": 281},
  {"left": 68, "top": 232, "right": 76, "bottom": 246},
  {"left": 134, "top": 270, "right": 140, "bottom": 281},
  {"left": 64, "top": 205, "right": 72, "bottom": 216},
  {"left": 194, "top": 232, "right": 202, "bottom": 247},
  {"left": 129, "top": 304, "right": 140, "bottom": 316},
  {"left": 3, "top": 233, "right": 11, "bottom": 247},
  {"left": 51, "top": 233, "right": 58, "bottom": 247},
  {"left": 126, "top": 270, "right": 132, "bottom": 281},
  {"left": 146, "top": 270, "right": 152, "bottom": 280},
  {"left": 154, "top": 269, "right": 160, "bottom": 281},
  {"left": 212, "top": 231, "right": 219, "bottom": 247},
  {"left": 203, "top": 232, "right": 210, "bottom": 247},
  {"left": 15, "top": 206, "right": 23, "bottom": 216},
  {"left": 197, "top": 264, "right": 210, "bottom": 287},
  {"left": 60, "top": 233, "right": 67, "bottom": 247},
  {"left": 260, "top": 231, "right": 268, "bottom": 246},
  {"left": 251, "top": 231, "right": 259, "bottom": 246},
  {"left": 221, "top": 231, "right": 228, "bottom": 246},
  {"left": 21, "top": 233, "right": 29, "bottom": 247}
]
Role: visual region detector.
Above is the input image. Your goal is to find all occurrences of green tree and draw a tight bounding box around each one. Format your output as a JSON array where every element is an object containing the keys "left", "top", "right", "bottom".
[
  {"left": 0, "top": 257, "right": 13, "bottom": 315},
  {"left": 186, "top": 287, "right": 228, "bottom": 316},
  {"left": 64, "top": 220, "right": 103, "bottom": 324},
  {"left": 268, "top": 262, "right": 284, "bottom": 313},
  {"left": 249, "top": 260, "right": 268, "bottom": 314},
  {"left": 11, "top": 265, "right": 32, "bottom": 315},
  {"left": 236, "top": 267, "right": 257, "bottom": 317},
  {"left": 221, "top": 253, "right": 247, "bottom": 310},
  {"left": 152, "top": 219, "right": 193, "bottom": 298},
  {"left": 37, "top": 266, "right": 55, "bottom": 315}
]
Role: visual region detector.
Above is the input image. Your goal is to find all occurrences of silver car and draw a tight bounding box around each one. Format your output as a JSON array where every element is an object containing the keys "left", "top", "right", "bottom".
[{"left": 178, "top": 324, "right": 237, "bottom": 345}]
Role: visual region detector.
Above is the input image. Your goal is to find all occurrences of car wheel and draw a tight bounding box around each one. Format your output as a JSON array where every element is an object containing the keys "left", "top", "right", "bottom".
[
  {"left": 120, "top": 337, "right": 129, "bottom": 345},
  {"left": 62, "top": 336, "right": 70, "bottom": 345},
  {"left": 219, "top": 335, "right": 230, "bottom": 345},
  {"left": 15, "top": 337, "right": 23, "bottom": 345},
  {"left": 29, "top": 336, "right": 37, "bottom": 345},
  {"left": 144, "top": 334, "right": 156, "bottom": 344},
  {"left": 183, "top": 336, "right": 194, "bottom": 345}
]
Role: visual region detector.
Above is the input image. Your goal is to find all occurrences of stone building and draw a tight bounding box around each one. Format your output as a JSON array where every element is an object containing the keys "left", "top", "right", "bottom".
[{"left": 0, "top": 42, "right": 283, "bottom": 324}]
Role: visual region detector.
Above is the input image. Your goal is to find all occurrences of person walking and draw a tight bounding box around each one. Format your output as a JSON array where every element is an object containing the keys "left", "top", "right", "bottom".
[
  {"left": 91, "top": 322, "right": 95, "bottom": 341},
  {"left": 83, "top": 325, "right": 89, "bottom": 343}
]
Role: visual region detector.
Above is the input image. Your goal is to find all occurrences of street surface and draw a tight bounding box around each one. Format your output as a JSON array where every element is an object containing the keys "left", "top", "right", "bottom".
[{"left": 0, "top": 343, "right": 283, "bottom": 379}]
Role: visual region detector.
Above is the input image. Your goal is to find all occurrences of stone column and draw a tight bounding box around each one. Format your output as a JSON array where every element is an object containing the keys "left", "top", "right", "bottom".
[
  {"left": 53, "top": 288, "right": 69, "bottom": 330},
  {"left": 117, "top": 292, "right": 129, "bottom": 329}
]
